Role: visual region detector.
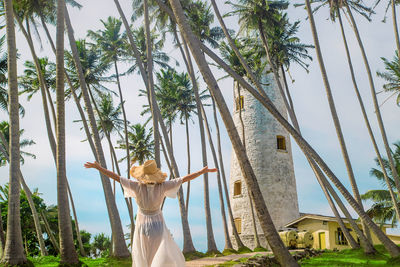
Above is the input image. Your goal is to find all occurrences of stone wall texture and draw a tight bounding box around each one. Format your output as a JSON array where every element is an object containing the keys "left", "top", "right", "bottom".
[{"left": 229, "top": 73, "right": 299, "bottom": 250}]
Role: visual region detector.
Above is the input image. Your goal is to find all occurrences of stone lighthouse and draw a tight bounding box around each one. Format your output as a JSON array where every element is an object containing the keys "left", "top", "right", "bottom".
[{"left": 229, "top": 72, "right": 299, "bottom": 249}]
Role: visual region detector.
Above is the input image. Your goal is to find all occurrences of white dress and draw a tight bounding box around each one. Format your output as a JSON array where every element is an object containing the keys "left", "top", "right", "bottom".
[{"left": 120, "top": 177, "right": 186, "bottom": 267}]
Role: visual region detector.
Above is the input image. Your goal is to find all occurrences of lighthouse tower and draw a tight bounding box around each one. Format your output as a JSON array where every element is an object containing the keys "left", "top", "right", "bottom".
[{"left": 229, "top": 72, "right": 299, "bottom": 249}]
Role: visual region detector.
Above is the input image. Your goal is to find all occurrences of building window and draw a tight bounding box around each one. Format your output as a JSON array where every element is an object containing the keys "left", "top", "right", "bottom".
[
  {"left": 277, "top": 135, "right": 286, "bottom": 150},
  {"left": 233, "top": 181, "right": 242, "bottom": 196},
  {"left": 335, "top": 228, "right": 348, "bottom": 245},
  {"left": 234, "top": 218, "right": 242, "bottom": 234},
  {"left": 235, "top": 96, "right": 244, "bottom": 111}
]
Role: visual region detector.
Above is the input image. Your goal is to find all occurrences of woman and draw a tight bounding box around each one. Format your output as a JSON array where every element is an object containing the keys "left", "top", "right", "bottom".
[{"left": 84, "top": 159, "right": 217, "bottom": 267}]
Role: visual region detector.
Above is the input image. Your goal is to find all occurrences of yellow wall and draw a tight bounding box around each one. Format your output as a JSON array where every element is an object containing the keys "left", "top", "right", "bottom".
[
  {"left": 295, "top": 218, "right": 388, "bottom": 250},
  {"left": 387, "top": 235, "right": 400, "bottom": 245}
]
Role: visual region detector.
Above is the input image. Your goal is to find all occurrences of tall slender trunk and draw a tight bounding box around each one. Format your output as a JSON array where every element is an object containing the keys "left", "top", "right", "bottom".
[
  {"left": 301, "top": 0, "right": 375, "bottom": 247},
  {"left": 113, "top": 0, "right": 196, "bottom": 252},
  {"left": 0, "top": 204, "right": 5, "bottom": 257},
  {"left": 202, "top": 35, "right": 400, "bottom": 255},
  {"left": 2, "top": 0, "right": 26, "bottom": 265},
  {"left": 200, "top": 102, "right": 233, "bottom": 250},
  {"left": 212, "top": 98, "right": 245, "bottom": 249},
  {"left": 237, "top": 82, "right": 260, "bottom": 249},
  {"left": 337, "top": 8, "right": 400, "bottom": 221},
  {"left": 143, "top": 0, "right": 160, "bottom": 168},
  {"left": 165, "top": 0, "right": 298, "bottom": 265},
  {"left": 0, "top": 132, "right": 48, "bottom": 255},
  {"left": 64, "top": 6, "right": 130, "bottom": 258},
  {"left": 392, "top": 0, "right": 400, "bottom": 54},
  {"left": 180, "top": 34, "right": 218, "bottom": 253},
  {"left": 184, "top": 115, "right": 191, "bottom": 213},
  {"left": 344, "top": 2, "right": 400, "bottom": 210},
  {"left": 41, "top": 211, "right": 60, "bottom": 253},
  {"left": 279, "top": 70, "right": 359, "bottom": 249},
  {"left": 161, "top": 0, "right": 400, "bottom": 258},
  {"left": 56, "top": 0, "right": 80, "bottom": 263}
]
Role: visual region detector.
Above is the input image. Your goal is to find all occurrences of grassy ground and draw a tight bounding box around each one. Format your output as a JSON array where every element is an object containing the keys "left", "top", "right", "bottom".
[
  {"left": 30, "top": 256, "right": 132, "bottom": 267},
  {"left": 300, "top": 245, "right": 400, "bottom": 266}
]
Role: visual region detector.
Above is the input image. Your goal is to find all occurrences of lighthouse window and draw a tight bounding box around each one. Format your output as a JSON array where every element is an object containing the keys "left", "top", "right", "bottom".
[
  {"left": 335, "top": 228, "right": 348, "bottom": 245},
  {"left": 277, "top": 136, "right": 286, "bottom": 150},
  {"left": 234, "top": 181, "right": 242, "bottom": 196},
  {"left": 235, "top": 96, "right": 244, "bottom": 111},
  {"left": 234, "top": 218, "right": 242, "bottom": 234}
]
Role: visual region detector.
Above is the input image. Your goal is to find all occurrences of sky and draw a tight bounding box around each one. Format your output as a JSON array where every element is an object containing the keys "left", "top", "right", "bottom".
[{"left": 0, "top": 0, "right": 399, "bottom": 253}]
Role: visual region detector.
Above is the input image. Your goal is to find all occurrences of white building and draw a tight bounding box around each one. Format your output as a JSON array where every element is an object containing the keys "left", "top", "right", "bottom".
[{"left": 229, "top": 73, "right": 299, "bottom": 249}]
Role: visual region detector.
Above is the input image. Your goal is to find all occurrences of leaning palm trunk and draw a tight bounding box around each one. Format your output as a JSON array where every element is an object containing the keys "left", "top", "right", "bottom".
[
  {"left": 160, "top": 0, "right": 400, "bottom": 258},
  {"left": 201, "top": 37, "right": 400, "bottom": 255},
  {"left": 237, "top": 83, "right": 260, "bottom": 249},
  {"left": 336, "top": 8, "right": 400, "bottom": 222},
  {"left": 184, "top": 115, "right": 191, "bottom": 213},
  {"left": 143, "top": 0, "right": 161, "bottom": 168},
  {"left": 301, "top": 0, "right": 374, "bottom": 247},
  {"left": 1, "top": 0, "right": 26, "bottom": 264},
  {"left": 56, "top": 0, "right": 80, "bottom": 263},
  {"left": 64, "top": 5, "right": 130, "bottom": 258},
  {"left": 260, "top": 13, "right": 372, "bottom": 249},
  {"left": 41, "top": 211, "right": 60, "bottom": 253},
  {"left": 344, "top": 2, "right": 400, "bottom": 206},
  {"left": 113, "top": 0, "right": 196, "bottom": 253},
  {"left": 392, "top": 0, "right": 400, "bottom": 54},
  {"left": 212, "top": 98, "right": 245, "bottom": 249},
  {"left": 200, "top": 102, "right": 233, "bottom": 250},
  {"left": 0, "top": 204, "right": 5, "bottom": 256},
  {"left": 0, "top": 132, "right": 49, "bottom": 255},
  {"left": 165, "top": 0, "right": 298, "bottom": 265},
  {"left": 180, "top": 37, "right": 218, "bottom": 253}
]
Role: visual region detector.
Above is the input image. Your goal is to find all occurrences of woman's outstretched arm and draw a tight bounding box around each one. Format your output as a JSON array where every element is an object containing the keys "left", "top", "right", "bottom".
[
  {"left": 84, "top": 161, "right": 121, "bottom": 183},
  {"left": 181, "top": 166, "right": 218, "bottom": 183}
]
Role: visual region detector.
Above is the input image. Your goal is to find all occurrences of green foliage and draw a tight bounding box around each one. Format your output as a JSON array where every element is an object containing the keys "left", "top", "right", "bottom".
[
  {"left": 237, "top": 246, "right": 252, "bottom": 254},
  {"left": 222, "top": 248, "right": 237, "bottom": 255},
  {"left": 91, "top": 233, "right": 111, "bottom": 258},
  {"left": 183, "top": 251, "right": 205, "bottom": 261},
  {"left": 361, "top": 141, "right": 400, "bottom": 226},
  {"left": 253, "top": 246, "right": 268, "bottom": 252},
  {"left": 377, "top": 51, "right": 400, "bottom": 107}
]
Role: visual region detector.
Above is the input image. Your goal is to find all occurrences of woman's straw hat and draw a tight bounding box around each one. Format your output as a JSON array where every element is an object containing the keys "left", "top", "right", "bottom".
[{"left": 130, "top": 160, "right": 167, "bottom": 184}]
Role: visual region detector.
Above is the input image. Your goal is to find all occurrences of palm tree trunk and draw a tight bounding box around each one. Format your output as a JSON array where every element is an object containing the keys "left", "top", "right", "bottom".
[
  {"left": 337, "top": 8, "right": 400, "bottom": 222},
  {"left": 0, "top": 132, "right": 48, "bottom": 256},
  {"left": 279, "top": 69, "right": 360, "bottom": 249},
  {"left": 237, "top": 82, "right": 260, "bottom": 249},
  {"left": 56, "top": 0, "right": 80, "bottom": 263},
  {"left": 180, "top": 35, "right": 218, "bottom": 253},
  {"left": 165, "top": 0, "right": 298, "bottom": 265},
  {"left": 301, "top": 0, "right": 374, "bottom": 248},
  {"left": 344, "top": 2, "right": 400, "bottom": 213},
  {"left": 0, "top": 204, "right": 5, "bottom": 256},
  {"left": 212, "top": 98, "right": 245, "bottom": 249},
  {"left": 392, "top": 0, "right": 400, "bottom": 54},
  {"left": 64, "top": 5, "right": 130, "bottom": 258},
  {"left": 41, "top": 211, "right": 60, "bottom": 254},
  {"left": 184, "top": 115, "right": 191, "bottom": 213},
  {"left": 40, "top": 14, "right": 94, "bottom": 254},
  {"left": 143, "top": 0, "right": 161, "bottom": 168},
  {"left": 203, "top": 36, "right": 400, "bottom": 255},
  {"left": 200, "top": 102, "right": 233, "bottom": 250},
  {"left": 1, "top": 0, "right": 27, "bottom": 264},
  {"left": 113, "top": 0, "right": 196, "bottom": 252}
]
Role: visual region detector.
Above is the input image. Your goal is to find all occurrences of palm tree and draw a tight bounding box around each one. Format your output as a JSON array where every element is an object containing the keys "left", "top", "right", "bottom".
[
  {"left": 373, "top": 0, "right": 400, "bottom": 54},
  {"left": 64, "top": 4, "right": 130, "bottom": 258},
  {"left": 362, "top": 141, "right": 400, "bottom": 226},
  {"left": 377, "top": 51, "right": 400, "bottom": 107},
  {"left": 87, "top": 16, "right": 132, "bottom": 181},
  {"left": 56, "top": 0, "right": 79, "bottom": 263},
  {"left": 162, "top": 0, "right": 298, "bottom": 264},
  {"left": 156, "top": 0, "right": 400, "bottom": 259},
  {"left": 117, "top": 123, "right": 154, "bottom": 165},
  {"left": 1, "top": 0, "right": 26, "bottom": 264}
]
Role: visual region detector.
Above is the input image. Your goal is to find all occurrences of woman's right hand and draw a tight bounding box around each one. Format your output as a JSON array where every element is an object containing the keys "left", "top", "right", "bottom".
[{"left": 84, "top": 161, "right": 101, "bottom": 170}]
